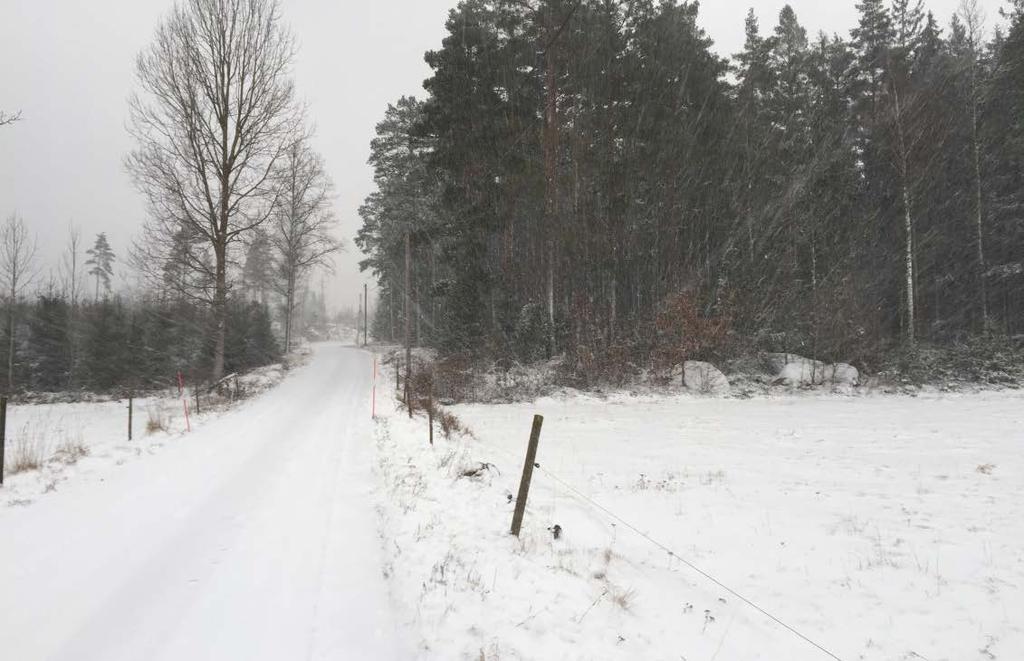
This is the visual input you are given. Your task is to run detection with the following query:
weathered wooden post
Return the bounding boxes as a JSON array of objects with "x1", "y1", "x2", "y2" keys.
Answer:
[
  {"x1": 0, "y1": 396, "x2": 7, "y2": 485},
  {"x1": 128, "y1": 394, "x2": 133, "y2": 441},
  {"x1": 510, "y1": 415, "x2": 544, "y2": 537}
]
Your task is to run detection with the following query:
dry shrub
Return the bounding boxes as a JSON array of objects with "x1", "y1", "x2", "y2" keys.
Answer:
[
  {"x1": 437, "y1": 408, "x2": 466, "y2": 438},
  {"x1": 398, "y1": 364, "x2": 472, "y2": 440},
  {"x1": 570, "y1": 342, "x2": 638, "y2": 387},
  {"x1": 8, "y1": 433, "x2": 46, "y2": 474},
  {"x1": 431, "y1": 354, "x2": 475, "y2": 402},
  {"x1": 53, "y1": 435, "x2": 89, "y2": 465},
  {"x1": 610, "y1": 586, "x2": 637, "y2": 611},
  {"x1": 653, "y1": 290, "x2": 732, "y2": 374},
  {"x1": 146, "y1": 407, "x2": 168, "y2": 434}
]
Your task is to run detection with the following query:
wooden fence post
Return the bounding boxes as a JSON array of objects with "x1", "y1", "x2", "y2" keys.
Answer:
[
  {"x1": 0, "y1": 396, "x2": 7, "y2": 485},
  {"x1": 128, "y1": 394, "x2": 133, "y2": 442},
  {"x1": 510, "y1": 414, "x2": 544, "y2": 537}
]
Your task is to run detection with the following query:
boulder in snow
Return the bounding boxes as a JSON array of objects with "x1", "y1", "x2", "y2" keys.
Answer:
[
  {"x1": 683, "y1": 361, "x2": 730, "y2": 394},
  {"x1": 763, "y1": 352, "x2": 824, "y2": 375},
  {"x1": 765, "y1": 351, "x2": 819, "y2": 378},
  {"x1": 777, "y1": 361, "x2": 859, "y2": 387}
]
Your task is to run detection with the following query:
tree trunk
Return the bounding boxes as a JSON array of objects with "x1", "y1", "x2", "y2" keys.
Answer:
[
  {"x1": 389, "y1": 279, "x2": 395, "y2": 342},
  {"x1": 284, "y1": 280, "x2": 295, "y2": 354},
  {"x1": 6, "y1": 297, "x2": 14, "y2": 393},
  {"x1": 404, "y1": 232, "x2": 411, "y2": 415},
  {"x1": 970, "y1": 74, "x2": 988, "y2": 332},
  {"x1": 902, "y1": 184, "x2": 916, "y2": 348},
  {"x1": 543, "y1": 19, "x2": 559, "y2": 358},
  {"x1": 893, "y1": 85, "x2": 916, "y2": 348},
  {"x1": 212, "y1": 244, "x2": 228, "y2": 381}
]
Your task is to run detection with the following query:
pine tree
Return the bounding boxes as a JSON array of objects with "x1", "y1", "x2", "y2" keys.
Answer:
[{"x1": 85, "y1": 233, "x2": 115, "y2": 300}]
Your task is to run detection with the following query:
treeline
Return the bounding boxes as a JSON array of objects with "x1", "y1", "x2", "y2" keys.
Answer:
[
  {"x1": 358, "y1": 0, "x2": 1024, "y2": 379},
  {"x1": 0, "y1": 216, "x2": 295, "y2": 396},
  {"x1": 7, "y1": 291, "x2": 279, "y2": 395}
]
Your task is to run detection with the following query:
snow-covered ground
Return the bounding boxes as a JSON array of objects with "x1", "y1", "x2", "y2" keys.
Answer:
[
  {"x1": 0, "y1": 345, "x2": 403, "y2": 660},
  {"x1": 1, "y1": 362, "x2": 290, "y2": 507},
  {"x1": 5, "y1": 343, "x2": 1020, "y2": 660},
  {"x1": 374, "y1": 386, "x2": 1024, "y2": 660}
]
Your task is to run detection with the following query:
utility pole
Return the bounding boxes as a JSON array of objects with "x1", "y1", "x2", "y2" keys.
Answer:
[{"x1": 405, "y1": 232, "x2": 412, "y2": 418}]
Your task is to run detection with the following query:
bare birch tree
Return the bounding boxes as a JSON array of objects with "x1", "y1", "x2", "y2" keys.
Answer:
[
  {"x1": 268, "y1": 137, "x2": 340, "y2": 352},
  {"x1": 59, "y1": 224, "x2": 84, "y2": 307},
  {"x1": 59, "y1": 224, "x2": 84, "y2": 386},
  {"x1": 126, "y1": 0, "x2": 301, "y2": 379},
  {"x1": 1, "y1": 214, "x2": 37, "y2": 392}
]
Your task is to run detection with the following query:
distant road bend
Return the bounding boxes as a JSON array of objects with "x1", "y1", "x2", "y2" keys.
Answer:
[{"x1": 0, "y1": 344, "x2": 403, "y2": 661}]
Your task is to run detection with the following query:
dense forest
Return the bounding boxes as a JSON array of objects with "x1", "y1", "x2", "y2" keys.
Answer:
[{"x1": 358, "y1": 0, "x2": 1024, "y2": 381}]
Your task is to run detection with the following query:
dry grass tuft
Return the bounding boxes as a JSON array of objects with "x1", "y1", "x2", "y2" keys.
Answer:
[
  {"x1": 610, "y1": 586, "x2": 637, "y2": 611},
  {"x1": 8, "y1": 434, "x2": 46, "y2": 475},
  {"x1": 52, "y1": 434, "x2": 89, "y2": 465},
  {"x1": 146, "y1": 407, "x2": 168, "y2": 434}
]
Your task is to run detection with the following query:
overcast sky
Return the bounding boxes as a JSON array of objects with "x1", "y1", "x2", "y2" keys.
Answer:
[{"x1": 0, "y1": 0, "x2": 1004, "y2": 312}]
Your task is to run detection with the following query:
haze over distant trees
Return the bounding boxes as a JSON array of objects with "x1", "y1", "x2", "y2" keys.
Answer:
[
  {"x1": 0, "y1": 0, "x2": 342, "y2": 396},
  {"x1": 358, "y1": 0, "x2": 1024, "y2": 381}
]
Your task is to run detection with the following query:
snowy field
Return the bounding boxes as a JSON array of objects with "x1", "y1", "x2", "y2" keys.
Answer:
[
  {"x1": 1, "y1": 363, "x2": 288, "y2": 507},
  {"x1": 375, "y1": 388, "x2": 1024, "y2": 660}
]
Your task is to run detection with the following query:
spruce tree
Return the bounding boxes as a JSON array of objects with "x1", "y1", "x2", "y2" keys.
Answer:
[{"x1": 29, "y1": 294, "x2": 72, "y2": 391}]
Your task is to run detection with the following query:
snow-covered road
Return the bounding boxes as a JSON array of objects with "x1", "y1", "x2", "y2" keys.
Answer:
[{"x1": 0, "y1": 344, "x2": 401, "y2": 660}]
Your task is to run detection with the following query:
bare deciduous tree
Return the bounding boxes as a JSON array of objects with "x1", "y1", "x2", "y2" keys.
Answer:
[
  {"x1": 269, "y1": 137, "x2": 341, "y2": 352},
  {"x1": 59, "y1": 224, "x2": 84, "y2": 307},
  {"x1": 126, "y1": 0, "x2": 302, "y2": 379},
  {"x1": 1, "y1": 214, "x2": 37, "y2": 392},
  {"x1": 59, "y1": 224, "x2": 84, "y2": 386}
]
